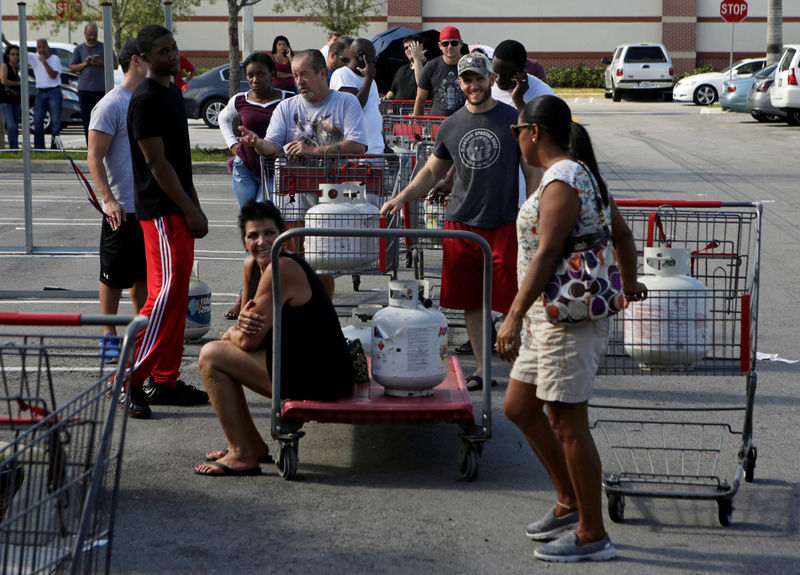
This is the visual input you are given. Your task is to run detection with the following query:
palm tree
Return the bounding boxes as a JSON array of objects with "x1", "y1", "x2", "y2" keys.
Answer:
[{"x1": 766, "y1": 0, "x2": 782, "y2": 65}]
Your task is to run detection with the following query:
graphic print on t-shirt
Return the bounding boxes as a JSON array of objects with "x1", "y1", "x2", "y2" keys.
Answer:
[
  {"x1": 438, "y1": 71, "x2": 461, "y2": 112},
  {"x1": 291, "y1": 111, "x2": 343, "y2": 147},
  {"x1": 458, "y1": 128, "x2": 501, "y2": 169}
]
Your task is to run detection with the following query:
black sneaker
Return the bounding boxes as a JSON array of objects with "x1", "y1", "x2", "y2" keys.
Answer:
[
  {"x1": 128, "y1": 386, "x2": 152, "y2": 420},
  {"x1": 143, "y1": 378, "x2": 209, "y2": 406}
]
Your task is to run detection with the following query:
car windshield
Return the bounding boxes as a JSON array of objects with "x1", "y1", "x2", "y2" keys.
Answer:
[
  {"x1": 755, "y1": 64, "x2": 777, "y2": 79},
  {"x1": 624, "y1": 47, "x2": 667, "y2": 63}
]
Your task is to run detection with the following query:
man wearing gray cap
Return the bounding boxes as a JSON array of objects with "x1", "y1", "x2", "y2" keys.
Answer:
[
  {"x1": 381, "y1": 52, "x2": 541, "y2": 391},
  {"x1": 88, "y1": 39, "x2": 148, "y2": 365}
]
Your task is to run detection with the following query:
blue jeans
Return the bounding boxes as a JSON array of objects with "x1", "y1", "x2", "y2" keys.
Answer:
[
  {"x1": 33, "y1": 87, "x2": 62, "y2": 149},
  {"x1": 1, "y1": 103, "x2": 21, "y2": 149},
  {"x1": 231, "y1": 156, "x2": 272, "y2": 207}
]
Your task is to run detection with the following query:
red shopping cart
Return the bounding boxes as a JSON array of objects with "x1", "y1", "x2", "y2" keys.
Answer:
[{"x1": 0, "y1": 312, "x2": 147, "y2": 574}]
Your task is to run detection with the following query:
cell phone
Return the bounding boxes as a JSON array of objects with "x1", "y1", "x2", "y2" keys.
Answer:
[{"x1": 354, "y1": 53, "x2": 366, "y2": 68}]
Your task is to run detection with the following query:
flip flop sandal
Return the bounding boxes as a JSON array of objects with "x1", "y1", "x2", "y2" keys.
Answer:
[
  {"x1": 205, "y1": 448, "x2": 274, "y2": 465},
  {"x1": 453, "y1": 341, "x2": 473, "y2": 355},
  {"x1": 194, "y1": 461, "x2": 262, "y2": 477},
  {"x1": 224, "y1": 305, "x2": 240, "y2": 320},
  {"x1": 465, "y1": 375, "x2": 497, "y2": 392}
]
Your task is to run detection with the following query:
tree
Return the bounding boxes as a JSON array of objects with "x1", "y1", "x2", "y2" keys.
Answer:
[
  {"x1": 272, "y1": 0, "x2": 386, "y2": 37},
  {"x1": 766, "y1": 0, "x2": 782, "y2": 66},
  {"x1": 227, "y1": 0, "x2": 263, "y2": 97},
  {"x1": 29, "y1": 0, "x2": 205, "y2": 53}
]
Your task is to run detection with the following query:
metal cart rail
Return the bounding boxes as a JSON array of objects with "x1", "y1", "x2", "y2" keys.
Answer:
[
  {"x1": 267, "y1": 228, "x2": 494, "y2": 482},
  {"x1": 592, "y1": 200, "x2": 762, "y2": 526},
  {"x1": 0, "y1": 312, "x2": 147, "y2": 574}
]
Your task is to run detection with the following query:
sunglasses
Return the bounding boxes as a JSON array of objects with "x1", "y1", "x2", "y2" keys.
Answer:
[
  {"x1": 510, "y1": 123, "x2": 534, "y2": 140},
  {"x1": 440, "y1": 40, "x2": 461, "y2": 48},
  {"x1": 336, "y1": 54, "x2": 350, "y2": 63}
]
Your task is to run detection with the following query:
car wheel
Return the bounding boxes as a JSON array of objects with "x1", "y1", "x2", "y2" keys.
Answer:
[
  {"x1": 693, "y1": 84, "x2": 717, "y2": 106},
  {"x1": 604, "y1": 90, "x2": 612, "y2": 99},
  {"x1": 662, "y1": 92, "x2": 673, "y2": 102},
  {"x1": 28, "y1": 106, "x2": 51, "y2": 133},
  {"x1": 612, "y1": 87, "x2": 622, "y2": 102},
  {"x1": 786, "y1": 110, "x2": 800, "y2": 126},
  {"x1": 201, "y1": 98, "x2": 226, "y2": 128}
]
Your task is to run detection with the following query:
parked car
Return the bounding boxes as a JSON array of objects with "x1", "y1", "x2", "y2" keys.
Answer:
[
  {"x1": 747, "y1": 65, "x2": 785, "y2": 122},
  {"x1": 770, "y1": 44, "x2": 800, "y2": 126},
  {"x1": 673, "y1": 57, "x2": 766, "y2": 106},
  {"x1": 602, "y1": 43, "x2": 674, "y2": 102},
  {"x1": 182, "y1": 64, "x2": 248, "y2": 128},
  {"x1": 720, "y1": 66, "x2": 776, "y2": 113}
]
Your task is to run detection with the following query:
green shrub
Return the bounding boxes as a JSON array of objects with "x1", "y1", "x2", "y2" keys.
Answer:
[
  {"x1": 675, "y1": 65, "x2": 714, "y2": 82},
  {"x1": 546, "y1": 64, "x2": 606, "y2": 89}
]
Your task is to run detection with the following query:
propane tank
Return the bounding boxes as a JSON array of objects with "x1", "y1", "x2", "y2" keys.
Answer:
[
  {"x1": 305, "y1": 183, "x2": 363, "y2": 272},
  {"x1": 341, "y1": 304, "x2": 383, "y2": 350},
  {"x1": 371, "y1": 280, "x2": 448, "y2": 397},
  {"x1": 344, "y1": 181, "x2": 381, "y2": 267},
  {"x1": 185, "y1": 260, "x2": 212, "y2": 341},
  {"x1": 623, "y1": 247, "x2": 709, "y2": 368}
]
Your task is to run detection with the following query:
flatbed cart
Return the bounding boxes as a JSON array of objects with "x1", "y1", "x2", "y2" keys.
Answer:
[
  {"x1": 267, "y1": 227, "x2": 495, "y2": 482},
  {"x1": 592, "y1": 200, "x2": 762, "y2": 526},
  {"x1": 0, "y1": 312, "x2": 147, "y2": 574}
]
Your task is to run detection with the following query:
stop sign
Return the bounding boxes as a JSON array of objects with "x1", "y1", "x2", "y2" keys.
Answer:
[
  {"x1": 56, "y1": 0, "x2": 82, "y2": 20},
  {"x1": 720, "y1": 0, "x2": 748, "y2": 23}
]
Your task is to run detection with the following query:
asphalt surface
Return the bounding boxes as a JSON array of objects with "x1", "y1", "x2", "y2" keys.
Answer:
[{"x1": 1, "y1": 99, "x2": 799, "y2": 574}]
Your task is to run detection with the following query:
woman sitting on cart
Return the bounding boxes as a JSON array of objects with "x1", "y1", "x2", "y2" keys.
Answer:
[
  {"x1": 495, "y1": 95, "x2": 647, "y2": 562},
  {"x1": 194, "y1": 200, "x2": 355, "y2": 476}
]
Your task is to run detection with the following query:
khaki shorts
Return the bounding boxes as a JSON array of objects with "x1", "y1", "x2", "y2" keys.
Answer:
[{"x1": 510, "y1": 312, "x2": 611, "y2": 404}]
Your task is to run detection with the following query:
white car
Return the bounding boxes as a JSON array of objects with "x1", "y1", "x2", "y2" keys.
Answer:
[
  {"x1": 603, "y1": 43, "x2": 674, "y2": 102},
  {"x1": 16, "y1": 41, "x2": 124, "y2": 87},
  {"x1": 770, "y1": 44, "x2": 800, "y2": 126},
  {"x1": 673, "y1": 58, "x2": 766, "y2": 105}
]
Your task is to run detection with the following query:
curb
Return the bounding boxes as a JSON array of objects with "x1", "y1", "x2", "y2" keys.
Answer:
[{"x1": 0, "y1": 159, "x2": 229, "y2": 175}]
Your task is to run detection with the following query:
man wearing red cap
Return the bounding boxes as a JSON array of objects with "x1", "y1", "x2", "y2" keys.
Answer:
[{"x1": 413, "y1": 26, "x2": 466, "y2": 116}]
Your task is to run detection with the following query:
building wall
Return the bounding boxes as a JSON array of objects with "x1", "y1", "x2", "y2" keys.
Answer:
[{"x1": 2, "y1": 0, "x2": 799, "y2": 74}]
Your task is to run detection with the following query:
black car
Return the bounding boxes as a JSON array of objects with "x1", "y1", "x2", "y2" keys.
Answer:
[
  {"x1": 182, "y1": 64, "x2": 248, "y2": 128},
  {"x1": 25, "y1": 71, "x2": 83, "y2": 133}
]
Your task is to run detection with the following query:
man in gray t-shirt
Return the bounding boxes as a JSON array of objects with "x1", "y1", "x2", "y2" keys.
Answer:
[
  {"x1": 383, "y1": 52, "x2": 541, "y2": 391},
  {"x1": 413, "y1": 26, "x2": 466, "y2": 116},
  {"x1": 86, "y1": 39, "x2": 146, "y2": 360},
  {"x1": 70, "y1": 22, "x2": 118, "y2": 141}
]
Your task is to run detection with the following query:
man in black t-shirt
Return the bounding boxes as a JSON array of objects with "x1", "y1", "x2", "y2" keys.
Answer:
[
  {"x1": 124, "y1": 24, "x2": 209, "y2": 419},
  {"x1": 386, "y1": 35, "x2": 424, "y2": 101},
  {"x1": 413, "y1": 26, "x2": 466, "y2": 116}
]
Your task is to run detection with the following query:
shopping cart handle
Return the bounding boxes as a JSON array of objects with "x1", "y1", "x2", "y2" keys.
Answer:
[
  {"x1": 616, "y1": 200, "x2": 724, "y2": 208},
  {"x1": 0, "y1": 312, "x2": 83, "y2": 326}
]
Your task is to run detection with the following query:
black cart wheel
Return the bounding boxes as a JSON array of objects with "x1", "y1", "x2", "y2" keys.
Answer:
[
  {"x1": 278, "y1": 444, "x2": 298, "y2": 480},
  {"x1": 457, "y1": 443, "x2": 480, "y2": 482},
  {"x1": 744, "y1": 446, "x2": 757, "y2": 483},
  {"x1": 351, "y1": 274, "x2": 361, "y2": 291},
  {"x1": 718, "y1": 499, "x2": 733, "y2": 526},
  {"x1": 607, "y1": 493, "x2": 625, "y2": 523}
]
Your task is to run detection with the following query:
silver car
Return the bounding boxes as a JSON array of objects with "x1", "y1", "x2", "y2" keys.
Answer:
[{"x1": 746, "y1": 64, "x2": 785, "y2": 122}]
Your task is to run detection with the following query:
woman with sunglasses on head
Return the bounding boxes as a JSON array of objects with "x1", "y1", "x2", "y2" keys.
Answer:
[
  {"x1": 496, "y1": 95, "x2": 646, "y2": 563},
  {"x1": 0, "y1": 45, "x2": 22, "y2": 149},
  {"x1": 270, "y1": 35, "x2": 296, "y2": 93}
]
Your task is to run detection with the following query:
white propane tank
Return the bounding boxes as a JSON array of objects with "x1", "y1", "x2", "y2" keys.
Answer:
[
  {"x1": 623, "y1": 247, "x2": 710, "y2": 368},
  {"x1": 344, "y1": 181, "x2": 381, "y2": 267},
  {"x1": 341, "y1": 304, "x2": 383, "y2": 350},
  {"x1": 371, "y1": 280, "x2": 448, "y2": 397},
  {"x1": 305, "y1": 184, "x2": 363, "y2": 272},
  {"x1": 185, "y1": 260, "x2": 211, "y2": 341}
]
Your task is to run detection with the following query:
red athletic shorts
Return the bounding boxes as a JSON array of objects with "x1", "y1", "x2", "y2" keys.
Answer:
[{"x1": 440, "y1": 220, "x2": 518, "y2": 313}]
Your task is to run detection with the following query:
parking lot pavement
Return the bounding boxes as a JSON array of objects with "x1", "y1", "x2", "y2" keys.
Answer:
[{"x1": 1, "y1": 100, "x2": 799, "y2": 573}]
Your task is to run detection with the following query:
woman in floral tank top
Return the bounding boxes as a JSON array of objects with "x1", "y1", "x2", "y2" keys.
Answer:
[{"x1": 495, "y1": 96, "x2": 647, "y2": 563}]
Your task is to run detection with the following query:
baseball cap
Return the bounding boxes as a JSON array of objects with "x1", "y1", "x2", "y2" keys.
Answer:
[
  {"x1": 119, "y1": 38, "x2": 140, "y2": 65},
  {"x1": 439, "y1": 26, "x2": 461, "y2": 42},
  {"x1": 457, "y1": 52, "x2": 491, "y2": 77}
]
